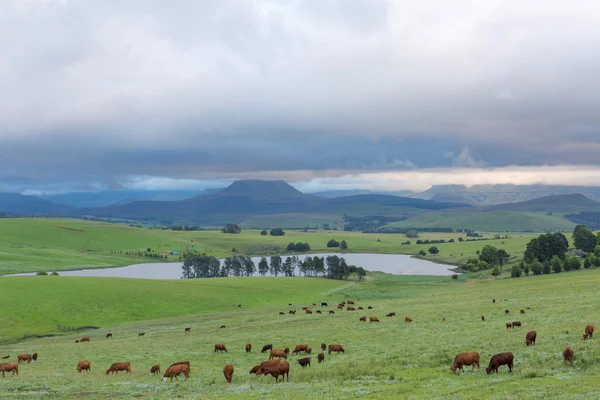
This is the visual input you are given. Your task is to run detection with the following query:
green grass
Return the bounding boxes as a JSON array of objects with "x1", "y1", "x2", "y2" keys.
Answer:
[
  {"x1": 3, "y1": 270, "x2": 600, "y2": 398},
  {"x1": 0, "y1": 218, "x2": 542, "y2": 275}
]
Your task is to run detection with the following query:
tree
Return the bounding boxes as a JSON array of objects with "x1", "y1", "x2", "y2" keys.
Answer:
[
  {"x1": 532, "y1": 261, "x2": 543, "y2": 275},
  {"x1": 356, "y1": 267, "x2": 367, "y2": 281},
  {"x1": 458, "y1": 237, "x2": 464, "y2": 242},
  {"x1": 286, "y1": 242, "x2": 296, "y2": 251},
  {"x1": 269, "y1": 256, "x2": 282, "y2": 276},
  {"x1": 584, "y1": 256, "x2": 592, "y2": 269},
  {"x1": 573, "y1": 224, "x2": 597, "y2": 252},
  {"x1": 406, "y1": 230, "x2": 419, "y2": 238},
  {"x1": 327, "y1": 239, "x2": 340, "y2": 248},
  {"x1": 260, "y1": 230, "x2": 268, "y2": 236},
  {"x1": 294, "y1": 242, "x2": 311, "y2": 252},
  {"x1": 510, "y1": 266, "x2": 522, "y2": 277},
  {"x1": 477, "y1": 260, "x2": 489, "y2": 270},
  {"x1": 522, "y1": 261, "x2": 530, "y2": 276},
  {"x1": 258, "y1": 257, "x2": 269, "y2": 276},
  {"x1": 524, "y1": 233, "x2": 568, "y2": 263},
  {"x1": 452, "y1": 274, "x2": 458, "y2": 280},
  {"x1": 542, "y1": 261, "x2": 551, "y2": 275},
  {"x1": 465, "y1": 263, "x2": 477, "y2": 272},
  {"x1": 590, "y1": 253, "x2": 600, "y2": 267},
  {"x1": 243, "y1": 256, "x2": 256, "y2": 276},
  {"x1": 479, "y1": 245, "x2": 498, "y2": 266},
  {"x1": 428, "y1": 246, "x2": 439, "y2": 255},
  {"x1": 270, "y1": 228, "x2": 285, "y2": 236},
  {"x1": 550, "y1": 256, "x2": 562, "y2": 273},
  {"x1": 568, "y1": 256, "x2": 581, "y2": 270},
  {"x1": 418, "y1": 250, "x2": 426, "y2": 256},
  {"x1": 496, "y1": 249, "x2": 510, "y2": 266},
  {"x1": 283, "y1": 257, "x2": 294, "y2": 276},
  {"x1": 340, "y1": 240, "x2": 348, "y2": 251},
  {"x1": 221, "y1": 223, "x2": 241, "y2": 234},
  {"x1": 492, "y1": 266, "x2": 501, "y2": 276}
]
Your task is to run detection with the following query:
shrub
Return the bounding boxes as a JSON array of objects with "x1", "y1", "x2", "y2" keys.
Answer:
[
  {"x1": 222, "y1": 223, "x2": 241, "y2": 234},
  {"x1": 542, "y1": 262, "x2": 551, "y2": 274},
  {"x1": 458, "y1": 237, "x2": 464, "y2": 242},
  {"x1": 550, "y1": 256, "x2": 562, "y2": 273},
  {"x1": 452, "y1": 274, "x2": 458, "y2": 280},
  {"x1": 532, "y1": 261, "x2": 543, "y2": 275},
  {"x1": 465, "y1": 263, "x2": 476, "y2": 271},
  {"x1": 340, "y1": 240, "x2": 348, "y2": 251},
  {"x1": 401, "y1": 241, "x2": 411, "y2": 245},
  {"x1": 584, "y1": 257, "x2": 592, "y2": 269},
  {"x1": 270, "y1": 228, "x2": 285, "y2": 236},
  {"x1": 260, "y1": 230, "x2": 268, "y2": 236},
  {"x1": 476, "y1": 260, "x2": 489, "y2": 270},
  {"x1": 287, "y1": 242, "x2": 296, "y2": 251},
  {"x1": 523, "y1": 263, "x2": 530, "y2": 276},
  {"x1": 492, "y1": 266, "x2": 501, "y2": 276},
  {"x1": 327, "y1": 239, "x2": 340, "y2": 248},
  {"x1": 428, "y1": 246, "x2": 439, "y2": 255},
  {"x1": 569, "y1": 256, "x2": 582, "y2": 270},
  {"x1": 50, "y1": 271, "x2": 59, "y2": 276},
  {"x1": 510, "y1": 266, "x2": 522, "y2": 278},
  {"x1": 418, "y1": 250, "x2": 427, "y2": 256},
  {"x1": 37, "y1": 271, "x2": 48, "y2": 276}
]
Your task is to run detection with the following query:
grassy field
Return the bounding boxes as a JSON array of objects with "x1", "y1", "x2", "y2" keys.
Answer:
[
  {"x1": 385, "y1": 210, "x2": 576, "y2": 231},
  {"x1": 0, "y1": 218, "x2": 541, "y2": 275},
  {"x1": 2, "y1": 270, "x2": 600, "y2": 398}
]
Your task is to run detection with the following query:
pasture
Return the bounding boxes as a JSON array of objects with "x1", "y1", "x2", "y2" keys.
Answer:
[
  {"x1": 0, "y1": 218, "x2": 537, "y2": 275},
  {"x1": 2, "y1": 270, "x2": 600, "y2": 398}
]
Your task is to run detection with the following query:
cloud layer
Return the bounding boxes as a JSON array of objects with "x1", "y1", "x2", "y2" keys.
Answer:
[{"x1": 2, "y1": 0, "x2": 600, "y2": 192}]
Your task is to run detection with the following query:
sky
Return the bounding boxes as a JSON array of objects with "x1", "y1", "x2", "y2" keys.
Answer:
[{"x1": 2, "y1": 0, "x2": 600, "y2": 194}]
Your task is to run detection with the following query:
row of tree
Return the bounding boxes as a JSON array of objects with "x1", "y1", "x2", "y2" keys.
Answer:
[
  {"x1": 511, "y1": 253, "x2": 600, "y2": 278},
  {"x1": 327, "y1": 239, "x2": 348, "y2": 250}
]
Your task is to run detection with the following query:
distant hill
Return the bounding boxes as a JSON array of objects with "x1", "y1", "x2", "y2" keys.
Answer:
[
  {"x1": 76, "y1": 180, "x2": 467, "y2": 226},
  {"x1": 313, "y1": 189, "x2": 414, "y2": 198},
  {"x1": 485, "y1": 194, "x2": 600, "y2": 213},
  {"x1": 0, "y1": 193, "x2": 73, "y2": 215}
]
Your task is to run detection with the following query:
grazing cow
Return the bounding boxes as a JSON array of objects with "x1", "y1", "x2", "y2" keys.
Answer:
[
  {"x1": 279, "y1": 312, "x2": 285, "y2": 316},
  {"x1": 318, "y1": 352, "x2": 325, "y2": 363},
  {"x1": 106, "y1": 362, "x2": 132, "y2": 375},
  {"x1": 525, "y1": 330, "x2": 537, "y2": 346},
  {"x1": 261, "y1": 344, "x2": 273, "y2": 353},
  {"x1": 74, "y1": 340, "x2": 79, "y2": 343},
  {"x1": 0, "y1": 362, "x2": 18, "y2": 377},
  {"x1": 77, "y1": 360, "x2": 91, "y2": 373},
  {"x1": 161, "y1": 361, "x2": 190, "y2": 382},
  {"x1": 185, "y1": 327, "x2": 191, "y2": 332},
  {"x1": 220, "y1": 325, "x2": 226, "y2": 329},
  {"x1": 505, "y1": 309, "x2": 510, "y2": 314},
  {"x1": 347, "y1": 300, "x2": 355, "y2": 305},
  {"x1": 506, "y1": 322, "x2": 512, "y2": 330},
  {"x1": 106, "y1": 333, "x2": 112, "y2": 338},
  {"x1": 450, "y1": 352, "x2": 480, "y2": 373},
  {"x1": 442, "y1": 317, "x2": 446, "y2": 322},
  {"x1": 17, "y1": 353, "x2": 37, "y2": 364},
  {"x1": 284, "y1": 348, "x2": 289, "y2": 355},
  {"x1": 493, "y1": 299, "x2": 496, "y2": 303},
  {"x1": 150, "y1": 365, "x2": 160, "y2": 375},
  {"x1": 306, "y1": 348, "x2": 312, "y2": 354},
  {"x1": 386, "y1": 312, "x2": 396, "y2": 317},
  {"x1": 214, "y1": 344, "x2": 228, "y2": 353},
  {"x1": 370, "y1": 317, "x2": 379, "y2": 323},
  {"x1": 328, "y1": 344, "x2": 345, "y2": 354},
  {"x1": 305, "y1": 309, "x2": 313, "y2": 314},
  {"x1": 321, "y1": 343, "x2": 326, "y2": 351},
  {"x1": 238, "y1": 304, "x2": 241, "y2": 308},
  {"x1": 512, "y1": 321, "x2": 522, "y2": 328},
  {"x1": 1, "y1": 355, "x2": 9, "y2": 360},
  {"x1": 302, "y1": 307, "x2": 308, "y2": 310},
  {"x1": 405, "y1": 317, "x2": 413, "y2": 323},
  {"x1": 321, "y1": 302, "x2": 328, "y2": 307},
  {"x1": 223, "y1": 363, "x2": 234, "y2": 383},
  {"x1": 563, "y1": 346, "x2": 574, "y2": 362},
  {"x1": 289, "y1": 310, "x2": 296, "y2": 315},
  {"x1": 368, "y1": 306, "x2": 373, "y2": 309},
  {"x1": 329, "y1": 310, "x2": 335, "y2": 314},
  {"x1": 269, "y1": 350, "x2": 287, "y2": 360},
  {"x1": 337, "y1": 305, "x2": 344, "y2": 310},
  {"x1": 256, "y1": 360, "x2": 290, "y2": 382},
  {"x1": 482, "y1": 316, "x2": 485, "y2": 321},
  {"x1": 249, "y1": 365, "x2": 260, "y2": 374},
  {"x1": 81, "y1": 336, "x2": 90, "y2": 342},
  {"x1": 246, "y1": 344, "x2": 252, "y2": 353},
  {"x1": 520, "y1": 309, "x2": 526, "y2": 314},
  {"x1": 486, "y1": 352, "x2": 514, "y2": 374},
  {"x1": 358, "y1": 307, "x2": 364, "y2": 310},
  {"x1": 292, "y1": 344, "x2": 309, "y2": 355},
  {"x1": 138, "y1": 333, "x2": 145, "y2": 337},
  {"x1": 288, "y1": 303, "x2": 292, "y2": 306},
  {"x1": 298, "y1": 357, "x2": 311, "y2": 368},
  {"x1": 312, "y1": 303, "x2": 317, "y2": 306},
  {"x1": 347, "y1": 306, "x2": 355, "y2": 311},
  {"x1": 360, "y1": 316, "x2": 367, "y2": 322},
  {"x1": 316, "y1": 310, "x2": 322, "y2": 314},
  {"x1": 584, "y1": 324, "x2": 594, "y2": 340}
]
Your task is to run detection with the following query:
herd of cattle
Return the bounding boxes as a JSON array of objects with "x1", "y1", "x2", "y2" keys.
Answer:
[{"x1": 0, "y1": 298, "x2": 592, "y2": 381}]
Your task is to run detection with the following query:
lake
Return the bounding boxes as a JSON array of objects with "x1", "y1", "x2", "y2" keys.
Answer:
[{"x1": 7, "y1": 253, "x2": 457, "y2": 279}]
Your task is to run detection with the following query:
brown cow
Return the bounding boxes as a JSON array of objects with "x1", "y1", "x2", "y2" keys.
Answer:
[
  {"x1": 106, "y1": 333, "x2": 112, "y2": 338},
  {"x1": 312, "y1": 303, "x2": 317, "y2": 306},
  {"x1": 0, "y1": 362, "x2": 18, "y2": 377},
  {"x1": 306, "y1": 348, "x2": 312, "y2": 354},
  {"x1": 506, "y1": 322, "x2": 512, "y2": 330},
  {"x1": 520, "y1": 309, "x2": 526, "y2": 314},
  {"x1": 297, "y1": 357, "x2": 311, "y2": 368},
  {"x1": 358, "y1": 307, "x2": 363, "y2": 310},
  {"x1": 81, "y1": 336, "x2": 90, "y2": 342},
  {"x1": 359, "y1": 316, "x2": 367, "y2": 322},
  {"x1": 368, "y1": 306, "x2": 373, "y2": 309},
  {"x1": 161, "y1": 361, "x2": 190, "y2": 382},
  {"x1": 185, "y1": 327, "x2": 191, "y2": 332},
  {"x1": 238, "y1": 304, "x2": 242, "y2": 308},
  {"x1": 220, "y1": 325, "x2": 226, "y2": 329},
  {"x1": 316, "y1": 310, "x2": 322, "y2": 314},
  {"x1": 261, "y1": 344, "x2": 273, "y2": 353},
  {"x1": 269, "y1": 350, "x2": 287, "y2": 360},
  {"x1": 386, "y1": 312, "x2": 396, "y2": 317},
  {"x1": 150, "y1": 365, "x2": 160, "y2": 375},
  {"x1": 337, "y1": 305, "x2": 344, "y2": 310},
  {"x1": 481, "y1": 316, "x2": 485, "y2": 321},
  {"x1": 405, "y1": 317, "x2": 413, "y2": 323},
  {"x1": 223, "y1": 363, "x2": 234, "y2": 383},
  {"x1": 512, "y1": 321, "x2": 522, "y2": 328},
  {"x1": 450, "y1": 352, "x2": 480, "y2": 373},
  {"x1": 74, "y1": 340, "x2": 79, "y2": 343},
  {"x1": 329, "y1": 310, "x2": 335, "y2": 314},
  {"x1": 305, "y1": 309, "x2": 313, "y2": 314},
  {"x1": 284, "y1": 347, "x2": 289, "y2": 355},
  {"x1": 302, "y1": 307, "x2": 308, "y2": 310},
  {"x1": 256, "y1": 360, "x2": 290, "y2": 382},
  {"x1": 584, "y1": 324, "x2": 594, "y2": 340},
  {"x1": 318, "y1": 352, "x2": 325, "y2": 363},
  {"x1": 214, "y1": 344, "x2": 228, "y2": 353},
  {"x1": 347, "y1": 300, "x2": 355, "y2": 305},
  {"x1": 289, "y1": 310, "x2": 296, "y2": 314},
  {"x1": 249, "y1": 365, "x2": 260, "y2": 374},
  {"x1": 321, "y1": 343, "x2": 326, "y2": 351},
  {"x1": 106, "y1": 362, "x2": 132, "y2": 375},
  {"x1": 245, "y1": 344, "x2": 252, "y2": 353},
  {"x1": 77, "y1": 360, "x2": 91, "y2": 373},
  {"x1": 279, "y1": 312, "x2": 285, "y2": 316},
  {"x1": 525, "y1": 330, "x2": 537, "y2": 346},
  {"x1": 347, "y1": 306, "x2": 355, "y2": 311},
  {"x1": 486, "y1": 352, "x2": 514, "y2": 374},
  {"x1": 1, "y1": 355, "x2": 9, "y2": 360},
  {"x1": 17, "y1": 353, "x2": 37, "y2": 364},
  {"x1": 563, "y1": 346, "x2": 574, "y2": 362},
  {"x1": 138, "y1": 333, "x2": 145, "y2": 337},
  {"x1": 292, "y1": 344, "x2": 308, "y2": 355},
  {"x1": 370, "y1": 317, "x2": 379, "y2": 323},
  {"x1": 505, "y1": 309, "x2": 510, "y2": 314},
  {"x1": 493, "y1": 299, "x2": 496, "y2": 303},
  {"x1": 328, "y1": 344, "x2": 345, "y2": 354}
]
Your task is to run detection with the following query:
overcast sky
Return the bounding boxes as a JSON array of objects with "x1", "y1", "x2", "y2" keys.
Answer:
[{"x1": 2, "y1": 0, "x2": 600, "y2": 194}]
